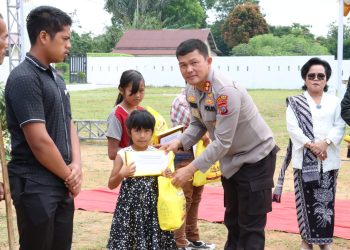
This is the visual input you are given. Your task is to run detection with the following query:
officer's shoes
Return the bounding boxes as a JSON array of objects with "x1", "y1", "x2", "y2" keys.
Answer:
[{"x1": 187, "y1": 240, "x2": 216, "y2": 249}]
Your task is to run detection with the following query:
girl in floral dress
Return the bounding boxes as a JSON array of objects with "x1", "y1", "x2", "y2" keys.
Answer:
[{"x1": 107, "y1": 109, "x2": 177, "y2": 250}]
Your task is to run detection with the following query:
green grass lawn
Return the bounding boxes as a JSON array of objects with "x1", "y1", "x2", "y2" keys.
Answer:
[
  {"x1": 70, "y1": 87, "x2": 302, "y2": 149},
  {"x1": 70, "y1": 87, "x2": 182, "y2": 122}
]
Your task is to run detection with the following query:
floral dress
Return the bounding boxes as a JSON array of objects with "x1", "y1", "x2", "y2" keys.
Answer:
[{"x1": 107, "y1": 146, "x2": 177, "y2": 250}]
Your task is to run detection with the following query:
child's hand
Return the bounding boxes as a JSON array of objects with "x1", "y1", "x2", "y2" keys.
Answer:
[
  {"x1": 162, "y1": 167, "x2": 173, "y2": 178},
  {"x1": 121, "y1": 162, "x2": 136, "y2": 178}
]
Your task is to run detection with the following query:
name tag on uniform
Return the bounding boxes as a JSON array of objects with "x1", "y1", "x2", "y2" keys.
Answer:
[
  {"x1": 205, "y1": 106, "x2": 216, "y2": 112},
  {"x1": 189, "y1": 102, "x2": 198, "y2": 108}
]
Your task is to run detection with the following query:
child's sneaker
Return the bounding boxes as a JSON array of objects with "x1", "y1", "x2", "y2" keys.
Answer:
[{"x1": 187, "y1": 240, "x2": 216, "y2": 249}]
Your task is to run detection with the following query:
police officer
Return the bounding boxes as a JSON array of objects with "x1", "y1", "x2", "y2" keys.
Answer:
[
  {"x1": 161, "y1": 39, "x2": 278, "y2": 250},
  {"x1": 0, "y1": 13, "x2": 8, "y2": 202}
]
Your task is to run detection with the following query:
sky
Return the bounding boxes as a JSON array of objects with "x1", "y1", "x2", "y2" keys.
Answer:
[
  {"x1": 0, "y1": 0, "x2": 348, "y2": 37},
  {"x1": 259, "y1": 0, "x2": 343, "y2": 37},
  {"x1": 1, "y1": 0, "x2": 112, "y2": 36}
]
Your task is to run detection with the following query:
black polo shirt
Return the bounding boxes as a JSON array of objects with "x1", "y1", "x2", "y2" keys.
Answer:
[{"x1": 5, "y1": 53, "x2": 72, "y2": 187}]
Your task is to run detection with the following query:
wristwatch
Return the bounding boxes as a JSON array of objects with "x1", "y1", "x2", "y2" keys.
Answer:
[{"x1": 325, "y1": 138, "x2": 331, "y2": 145}]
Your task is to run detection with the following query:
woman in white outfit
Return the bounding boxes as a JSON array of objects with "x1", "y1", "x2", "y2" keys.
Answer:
[{"x1": 274, "y1": 57, "x2": 345, "y2": 250}]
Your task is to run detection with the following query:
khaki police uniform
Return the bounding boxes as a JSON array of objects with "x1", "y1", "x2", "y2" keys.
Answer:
[{"x1": 179, "y1": 68, "x2": 278, "y2": 250}]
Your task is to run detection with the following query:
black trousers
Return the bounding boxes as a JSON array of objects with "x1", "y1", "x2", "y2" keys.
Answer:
[
  {"x1": 10, "y1": 177, "x2": 74, "y2": 250},
  {"x1": 221, "y1": 147, "x2": 277, "y2": 250}
]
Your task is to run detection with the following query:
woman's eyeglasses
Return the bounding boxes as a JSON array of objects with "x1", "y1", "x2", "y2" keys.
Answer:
[{"x1": 307, "y1": 73, "x2": 326, "y2": 81}]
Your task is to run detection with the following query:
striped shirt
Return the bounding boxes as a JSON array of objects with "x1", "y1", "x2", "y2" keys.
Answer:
[{"x1": 170, "y1": 89, "x2": 190, "y2": 127}]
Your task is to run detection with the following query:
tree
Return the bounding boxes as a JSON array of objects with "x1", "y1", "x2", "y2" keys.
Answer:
[
  {"x1": 70, "y1": 25, "x2": 123, "y2": 55},
  {"x1": 210, "y1": 20, "x2": 230, "y2": 55},
  {"x1": 319, "y1": 22, "x2": 350, "y2": 59},
  {"x1": 209, "y1": 0, "x2": 258, "y2": 56},
  {"x1": 70, "y1": 31, "x2": 94, "y2": 56},
  {"x1": 269, "y1": 23, "x2": 314, "y2": 40},
  {"x1": 222, "y1": 3, "x2": 268, "y2": 49},
  {"x1": 105, "y1": 0, "x2": 207, "y2": 29},
  {"x1": 198, "y1": 0, "x2": 216, "y2": 10},
  {"x1": 104, "y1": 0, "x2": 169, "y2": 27},
  {"x1": 162, "y1": 0, "x2": 206, "y2": 28},
  {"x1": 213, "y1": 0, "x2": 259, "y2": 19},
  {"x1": 231, "y1": 33, "x2": 329, "y2": 56},
  {"x1": 132, "y1": 15, "x2": 163, "y2": 29},
  {"x1": 92, "y1": 25, "x2": 124, "y2": 52}
]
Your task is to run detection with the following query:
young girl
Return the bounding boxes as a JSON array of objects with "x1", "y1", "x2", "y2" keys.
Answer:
[
  {"x1": 106, "y1": 69, "x2": 145, "y2": 160},
  {"x1": 107, "y1": 110, "x2": 177, "y2": 250}
]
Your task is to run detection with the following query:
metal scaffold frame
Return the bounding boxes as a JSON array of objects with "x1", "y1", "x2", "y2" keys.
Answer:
[{"x1": 6, "y1": 0, "x2": 25, "y2": 72}]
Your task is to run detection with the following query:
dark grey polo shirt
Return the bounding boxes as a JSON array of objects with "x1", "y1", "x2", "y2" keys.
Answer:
[{"x1": 5, "y1": 53, "x2": 72, "y2": 187}]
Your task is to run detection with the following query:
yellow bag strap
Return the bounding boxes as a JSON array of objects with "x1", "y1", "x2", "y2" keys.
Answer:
[{"x1": 167, "y1": 151, "x2": 175, "y2": 172}]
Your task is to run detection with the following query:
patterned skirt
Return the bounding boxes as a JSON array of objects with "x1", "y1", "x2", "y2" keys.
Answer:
[
  {"x1": 293, "y1": 168, "x2": 338, "y2": 245},
  {"x1": 107, "y1": 176, "x2": 177, "y2": 250}
]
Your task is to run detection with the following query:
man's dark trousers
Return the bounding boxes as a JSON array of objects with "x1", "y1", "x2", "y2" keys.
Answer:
[
  {"x1": 10, "y1": 177, "x2": 74, "y2": 250},
  {"x1": 222, "y1": 147, "x2": 277, "y2": 250}
]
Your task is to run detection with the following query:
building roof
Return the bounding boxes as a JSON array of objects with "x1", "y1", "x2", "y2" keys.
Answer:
[{"x1": 112, "y1": 29, "x2": 219, "y2": 56}]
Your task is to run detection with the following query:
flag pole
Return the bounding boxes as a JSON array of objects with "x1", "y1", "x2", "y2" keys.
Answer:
[{"x1": 337, "y1": 0, "x2": 344, "y2": 97}]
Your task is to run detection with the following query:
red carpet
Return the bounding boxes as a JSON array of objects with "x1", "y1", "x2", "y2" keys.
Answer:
[{"x1": 75, "y1": 186, "x2": 350, "y2": 239}]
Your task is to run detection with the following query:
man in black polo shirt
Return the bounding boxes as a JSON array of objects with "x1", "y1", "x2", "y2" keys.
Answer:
[{"x1": 5, "y1": 6, "x2": 82, "y2": 249}]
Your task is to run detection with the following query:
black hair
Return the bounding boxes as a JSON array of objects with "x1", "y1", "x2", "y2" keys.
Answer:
[
  {"x1": 115, "y1": 69, "x2": 145, "y2": 106},
  {"x1": 26, "y1": 6, "x2": 72, "y2": 45},
  {"x1": 0, "y1": 13, "x2": 3, "y2": 19},
  {"x1": 125, "y1": 110, "x2": 156, "y2": 144},
  {"x1": 301, "y1": 57, "x2": 331, "y2": 92},
  {"x1": 176, "y1": 39, "x2": 209, "y2": 59}
]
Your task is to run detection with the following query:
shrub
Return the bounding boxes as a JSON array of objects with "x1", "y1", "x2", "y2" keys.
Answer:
[
  {"x1": 0, "y1": 82, "x2": 11, "y2": 160},
  {"x1": 55, "y1": 62, "x2": 70, "y2": 83},
  {"x1": 55, "y1": 62, "x2": 69, "y2": 73}
]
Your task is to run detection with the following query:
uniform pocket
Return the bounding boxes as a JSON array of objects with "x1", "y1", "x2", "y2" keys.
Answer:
[{"x1": 248, "y1": 177, "x2": 274, "y2": 215}]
